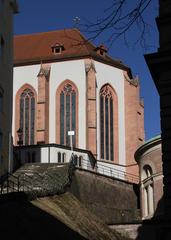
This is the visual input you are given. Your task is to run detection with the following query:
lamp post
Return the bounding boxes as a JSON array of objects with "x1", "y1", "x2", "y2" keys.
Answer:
[{"x1": 68, "y1": 130, "x2": 75, "y2": 159}]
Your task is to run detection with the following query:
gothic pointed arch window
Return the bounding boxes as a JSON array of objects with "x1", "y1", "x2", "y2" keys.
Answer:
[
  {"x1": 56, "y1": 81, "x2": 78, "y2": 147},
  {"x1": 100, "y1": 84, "x2": 117, "y2": 161},
  {"x1": 19, "y1": 88, "x2": 36, "y2": 145}
]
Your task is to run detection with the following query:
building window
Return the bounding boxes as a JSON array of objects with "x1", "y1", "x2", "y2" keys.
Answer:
[
  {"x1": 142, "y1": 165, "x2": 154, "y2": 218},
  {"x1": 60, "y1": 83, "x2": 77, "y2": 147},
  {"x1": 53, "y1": 47, "x2": 61, "y2": 54},
  {"x1": 72, "y1": 155, "x2": 82, "y2": 167},
  {"x1": 51, "y1": 43, "x2": 64, "y2": 55},
  {"x1": 78, "y1": 156, "x2": 82, "y2": 167},
  {"x1": 74, "y1": 155, "x2": 78, "y2": 166},
  {"x1": 62, "y1": 153, "x2": 66, "y2": 163},
  {"x1": 100, "y1": 84, "x2": 114, "y2": 161},
  {"x1": 58, "y1": 152, "x2": 61, "y2": 163},
  {"x1": 19, "y1": 88, "x2": 35, "y2": 145}
]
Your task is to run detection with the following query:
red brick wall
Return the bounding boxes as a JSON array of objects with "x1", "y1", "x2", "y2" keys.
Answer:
[
  {"x1": 124, "y1": 71, "x2": 145, "y2": 176},
  {"x1": 85, "y1": 59, "x2": 97, "y2": 156},
  {"x1": 37, "y1": 66, "x2": 50, "y2": 144}
]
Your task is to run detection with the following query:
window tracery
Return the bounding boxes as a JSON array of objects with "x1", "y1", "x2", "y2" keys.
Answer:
[
  {"x1": 100, "y1": 84, "x2": 114, "y2": 161},
  {"x1": 60, "y1": 83, "x2": 77, "y2": 147},
  {"x1": 19, "y1": 88, "x2": 35, "y2": 145}
]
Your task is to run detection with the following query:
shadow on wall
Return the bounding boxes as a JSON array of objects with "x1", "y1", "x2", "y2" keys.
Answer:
[
  {"x1": 0, "y1": 192, "x2": 86, "y2": 240},
  {"x1": 133, "y1": 183, "x2": 140, "y2": 209},
  {"x1": 13, "y1": 146, "x2": 41, "y2": 171},
  {"x1": 135, "y1": 196, "x2": 168, "y2": 240},
  {"x1": 69, "y1": 169, "x2": 141, "y2": 224}
]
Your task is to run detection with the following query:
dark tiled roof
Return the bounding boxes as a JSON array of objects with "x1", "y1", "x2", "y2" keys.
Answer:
[{"x1": 14, "y1": 28, "x2": 130, "y2": 71}]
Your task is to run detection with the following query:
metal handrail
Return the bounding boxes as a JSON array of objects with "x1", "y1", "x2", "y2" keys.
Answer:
[
  {"x1": 0, "y1": 172, "x2": 33, "y2": 194},
  {"x1": 97, "y1": 160, "x2": 139, "y2": 177},
  {"x1": 75, "y1": 158, "x2": 139, "y2": 183},
  {"x1": 0, "y1": 161, "x2": 75, "y2": 197}
]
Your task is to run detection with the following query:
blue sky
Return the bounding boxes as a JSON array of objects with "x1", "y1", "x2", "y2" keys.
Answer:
[{"x1": 14, "y1": 0, "x2": 160, "y2": 140}]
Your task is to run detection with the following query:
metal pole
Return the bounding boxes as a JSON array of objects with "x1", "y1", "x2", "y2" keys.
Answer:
[{"x1": 71, "y1": 135, "x2": 73, "y2": 153}]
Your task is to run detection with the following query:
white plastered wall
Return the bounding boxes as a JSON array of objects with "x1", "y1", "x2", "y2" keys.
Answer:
[
  {"x1": 13, "y1": 64, "x2": 39, "y2": 137},
  {"x1": 48, "y1": 60, "x2": 86, "y2": 148},
  {"x1": 94, "y1": 61, "x2": 126, "y2": 166},
  {"x1": 13, "y1": 60, "x2": 87, "y2": 149}
]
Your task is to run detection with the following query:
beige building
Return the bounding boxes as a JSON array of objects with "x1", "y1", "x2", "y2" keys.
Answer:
[
  {"x1": 135, "y1": 135, "x2": 163, "y2": 219},
  {"x1": 0, "y1": 0, "x2": 18, "y2": 176}
]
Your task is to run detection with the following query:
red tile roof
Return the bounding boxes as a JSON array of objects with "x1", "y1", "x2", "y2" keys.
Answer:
[{"x1": 14, "y1": 28, "x2": 130, "y2": 71}]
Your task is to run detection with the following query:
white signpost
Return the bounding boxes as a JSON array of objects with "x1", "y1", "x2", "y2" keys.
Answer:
[{"x1": 68, "y1": 131, "x2": 75, "y2": 154}]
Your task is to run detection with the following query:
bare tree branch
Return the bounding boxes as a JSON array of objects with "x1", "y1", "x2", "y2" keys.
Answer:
[{"x1": 78, "y1": 0, "x2": 153, "y2": 49}]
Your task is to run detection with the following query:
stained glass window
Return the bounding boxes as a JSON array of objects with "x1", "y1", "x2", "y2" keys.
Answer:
[
  {"x1": 100, "y1": 84, "x2": 114, "y2": 161},
  {"x1": 72, "y1": 92, "x2": 76, "y2": 146},
  {"x1": 110, "y1": 98, "x2": 114, "y2": 161},
  {"x1": 30, "y1": 98, "x2": 35, "y2": 145},
  {"x1": 60, "y1": 83, "x2": 77, "y2": 147},
  {"x1": 25, "y1": 97, "x2": 29, "y2": 145},
  {"x1": 19, "y1": 88, "x2": 35, "y2": 145},
  {"x1": 105, "y1": 97, "x2": 109, "y2": 160},
  {"x1": 66, "y1": 94, "x2": 70, "y2": 146},
  {"x1": 100, "y1": 96, "x2": 104, "y2": 159},
  {"x1": 60, "y1": 92, "x2": 64, "y2": 144}
]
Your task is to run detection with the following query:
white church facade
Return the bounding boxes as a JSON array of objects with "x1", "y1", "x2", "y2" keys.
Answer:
[{"x1": 13, "y1": 28, "x2": 144, "y2": 179}]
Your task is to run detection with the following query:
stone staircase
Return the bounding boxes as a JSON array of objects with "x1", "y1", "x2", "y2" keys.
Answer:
[{"x1": 0, "y1": 160, "x2": 75, "y2": 199}]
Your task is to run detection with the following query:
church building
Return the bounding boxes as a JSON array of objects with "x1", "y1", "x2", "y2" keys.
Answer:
[{"x1": 13, "y1": 28, "x2": 144, "y2": 177}]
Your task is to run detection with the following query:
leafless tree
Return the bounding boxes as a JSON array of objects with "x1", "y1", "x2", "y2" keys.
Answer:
[{"x1": 78, "y1": 0, "x2": 154, "y2": 49}]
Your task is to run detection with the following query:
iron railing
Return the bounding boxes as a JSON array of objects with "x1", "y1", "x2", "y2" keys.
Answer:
[
  {"x1": 0, "y1": 159, "x2": 76, "y2": 197},
  {"x1": 75, "y1": 158, "x2": 139, "y2": 184},
  {"x1": 0, "y1": 172, "x2": 33, "y2": 194},
  {"x1": 0, "y1": 155, "x2": 138, "y2": 197}
]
